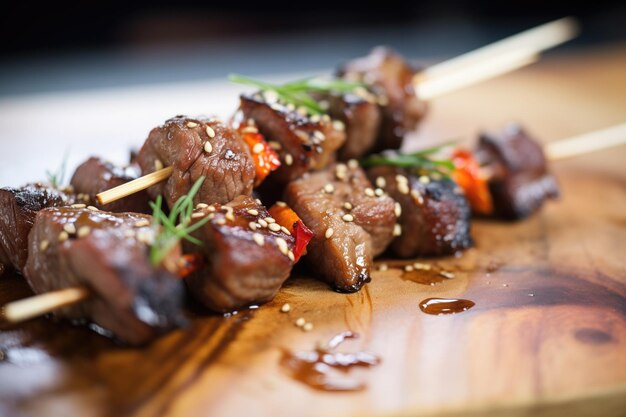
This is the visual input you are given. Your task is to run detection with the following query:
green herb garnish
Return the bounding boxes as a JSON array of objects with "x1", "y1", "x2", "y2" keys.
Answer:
[
  {"x1": 46, "y1": 151, "x2": 69, "y2": 189},
  {"x1": 149, "y1": 177, "x2": 210, "y2": 266},
  {"x1": 361, "y1": 143, "x2": 457, "y2": 178},
  {"x1": 228, "y1": 74, "x2": 366, "y2": 116}
]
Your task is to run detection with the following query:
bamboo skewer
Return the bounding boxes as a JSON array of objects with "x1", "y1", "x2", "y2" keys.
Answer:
[
  {"x1": 2, "y1": 286, "x2": 89, "y2": 323},
  {"x1": 96, "y1": 166, "x2": 173, "y2": 206},
  {"x1": 3, "y1": 123, "x2": 626, "y2": 324}
]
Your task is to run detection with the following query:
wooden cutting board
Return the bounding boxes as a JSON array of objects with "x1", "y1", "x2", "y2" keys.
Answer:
[{"x1": 0, "y1": 46, "x2": 625, "y2": 417}]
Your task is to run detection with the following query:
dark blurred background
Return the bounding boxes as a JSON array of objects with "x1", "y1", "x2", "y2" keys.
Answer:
[{"x1": 1, "y1": 1, "x2": 625, "y2": 96}]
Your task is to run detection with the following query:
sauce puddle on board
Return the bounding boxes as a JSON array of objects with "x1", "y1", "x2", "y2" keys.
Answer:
[
  {"x1": 419, "y1": 298, "x2": 475, "y2": 315},
  {"x1": 280, "y1": 331, "x2": 380, "y2": 391}
]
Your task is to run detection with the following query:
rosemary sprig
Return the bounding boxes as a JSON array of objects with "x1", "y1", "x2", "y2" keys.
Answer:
[
  {"x1": 46, "y1": 151, "x2": 69, "y2": 189},
  {"x1": 148, "y1": 177, "x2": 210, "y2": 267},
  {"x1": 360, "y1": 143, "x2": 457, "y2": 178},
  {"x1": 228, "y1": 74, "x2": 366, "y2": 116}
]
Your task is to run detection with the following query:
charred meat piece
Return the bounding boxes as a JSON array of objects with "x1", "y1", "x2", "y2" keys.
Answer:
[
  {"x1": 326, "y1": 93, "x2": 382, "y2": 161},
  {"x1": 137, "y1": 116, "x2": 255, "y2": 208},
  {"x1": 367, "y1": 166, "x2": 473, "y2": 257},
  {"x1": 284, "y1": 163, "x2": 397, "y2": 292},
  {"x1": 476, "y1": 124, "x2": 559, "y2": 219},
  {"x1": 0, "y1": 184, "x2": 73, "y2": 273},
  {"x1": 184, "y1": 195, "x2": 296, "y2": 312},
  {"x1": 23, "y1": 207, "x2": 186, "y2": 345},
  {"x1": 70, "y1": 157, "x2": 151, "y2": 213},
  {"x1": 338, "y1": 47, "x2": 427, "y2": 152},
  {"x1": 238, "y1": 94, "x2": 346, "y2": 184}
]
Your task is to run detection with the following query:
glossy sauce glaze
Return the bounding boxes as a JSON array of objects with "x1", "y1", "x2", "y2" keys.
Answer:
[
  {"x1": 419, "y1": 298, "x2": 475, "y2": 315},
  {"x1": 280, "y1": 331, "x2": 380, "y2": 391}
]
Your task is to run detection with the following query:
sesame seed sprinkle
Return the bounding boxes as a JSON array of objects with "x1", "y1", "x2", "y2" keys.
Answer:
[
  {"x1": 411, "y1": 189, "x2": 424, "y2": 205},
  {"x1": 77, "y1": 226, "x2": 91, "y2": 238},
  {"x1": 378, "y1": 263, "x2": 388, "y2": 271},
  {"x1": 253, "y1": 233, "x2": 265, "y2": 246},
  {"x1": 275, "y1": 201, "x2": 287, "y2": 207},
  {"x1": 393, "y1": 224, "x2": 402, "y2": 236},
  {"x1": 295, "y1": 317, "x2": 306, "y2": 327},
  {"x1": 280, "y1": 226, "x2": 291, "y2": 235},
  {"x1": 303, "y1": 322, "x2": 313, "y2": 332},
  {"x1": 404, "y1": 265, "x2": 414, "y2": 272},
  {"x1": 313, "y1": 131, "x2": 325, "y2": 141},
  {"x1": 134, "y1": 219, "x2": 150, "y2": 228},
  {"x1": 206, "y1": 125, "x2": 216, "y2": 138},
  {"x1": 196, "y1": 203, "x2": 209, "y2": 209},
  {"x1": 63, "y1": 223, "x2": 76, "y2": 235},
  {"x1": 186, "y1": 121, "x2": 198, "y2": 128},
  {"x1": 276, "y1": 237, "x2": 288, "y2": 255},
  {"x1": 268, "y1": 141, "x2": 282, "y2": 150},
  {"x1": 395, "y1": 174, "x2": 408, "y2": 184},
  {"x1": 252, "y1": 143, "x2": 264, "y2": 154},
  {"x1": 364, "y1": 188, "x2": 375, "y2": 197},
  {"x1": 281, "y1": 303, "x2": 291, "y2": 313},
  {"x1": 191, "y1": 212, "x2": 205, "y2": 219},
  {"x1": 40, "y1": 240, "x2": 49, "y2": 251},
  {"x1": 342, "y1": 213, "x2": 354, "y2": 222},
  {"x1": 440, "y1": 271, "x2": 455, "y2": 279},
  {"x1": 258, "y1": 219, "x2": 268, "y2": 228},
  {"x1": 204, "y1": 141, "x2": 213, "y2": 153},
  {"x1": 394, "y1": 202, "x2": 402, "y2": 217},
  {"x1": 419, "y1": 175, "x2": 430, "y2": 184},
  {"x1": 284, "y1": 153, "x2": 293, "y2": 166},
  {"x1": 269, "y1": 223, "x2": 281, "y2": 232},
  {"x1": 325, "y1": 227, "x2": 334, "y2": 239},
  {"x1": 215, "y1": 218, "x2": 226, "y2": 225},
  {"x1": 87, "y1": 206, "x2": 99, "y2": 211},
  {"x1": 374, "y1": 188, "x2": 384, "y2": 196},
  {"x1": 71, "y1": 203, "x2": 86, "y2": 209},
  {"x1": 347, "y1": 159, "x2": 359, "y2": 169},
  {"x1": 58, "y1": 231, "x2": 69, "y2": 242},
  {"x1": 225, "y1": 212, "x2": 235, "y2": 221},
  {"x1": 375, "y1": 177, "x2": 386, "y2": 188},
  {"x1": 324, "y1": 184, "x2": 335, "y2": 194},
  {"x1": 332, "y1": 120, "x2": 345, "y2": 131},
  {"x1": 398, "y1": 182, "x2": 410, "y2": 195},
  {"x1": 241, "y1": 126, "x2": 258, "y2": 134},
  {"x1": 343, "y1": 202, "x2": 353, "y2": 210},
  {"x1": 249, "y1": 221, "x2": 258, "y2": 231},
  {"x1": 247, "y1": 209, "x2": 259, "y2": 216},
  {"x1": 154, "y1": 159, "x2": 164, "y2": 171}
]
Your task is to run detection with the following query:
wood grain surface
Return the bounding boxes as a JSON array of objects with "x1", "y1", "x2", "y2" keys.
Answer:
[{"x1": 0, "y1": 45, "x2": 625, "y2": 417}]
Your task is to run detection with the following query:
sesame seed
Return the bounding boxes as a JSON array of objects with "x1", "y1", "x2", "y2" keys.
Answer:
[
  {"x1": 325, "y1": 227, "x2": 334, "y2": 239},
  {"x1": 247, "y1": 118, "x2": 255, "y2": 126},
  {"x1": 124, "y1": 230, "x2": 136, "y2": 238},
  {"x1": 374, "y1": 188, "x2": 384, "y2": 196},
  {"x1": 281, "y1": 303, "x2": 291, "y2": 313},
  {"x1": 378, "y1": 263, "x2": 388, "y2": 271},
  {"x1": 394, "y1": 202, "x2": 402, "y2": 217},
  {"x1": 265, "y1": 217, "x2": 276, "y2": 224},
  {"x1": 276, "y1": 237, "x2": 289, "y2": 255},
  {"x1": 503, "y1": 284, "x2": 509, "y2": 287},
  {"x1": 196, "y1": 203, "x2": 209, "y2": 209},
  {"x1": 241, "y1": 126, "x2": 258, "y2": 134},
  {"x1": 58, "y1": 231, "x2": 69, "y2": 242},
  {"x1": 375, "y1": 177, "x2": 386, "y2": 188},
  {"x1": 249, "y1": 221, "x2": 258, "y2": 231},
  {"x1": 70, "y1": 203, "x2": 86, "y2": 209},
  {"x1": 395, "y1": 174, "x2": 408, "y2": 184},
  {"x1": 253, "y1": 233, "x2": 265, "y2": 246},
  {"x1": 440, "y1": 271, "x2": 455, "y2": 279},
  {"x1": 393, "y1": 224, "x2": 402, "y2": 236},
  {"x1": 258, "y1": 219, "x2": 268, "y2": 228},
  {"x1": 419, "y1": 175, "x2": 430, "y2": 184},
  {"x1": 313, "y1": 131, "x2": 326, "y2": 141},
  {"x1": 528, "y1": 293, "x2": 535, "y2": 297},
  {"x1": 280, "y1": 226, "x2": 291, "y2": 235},
  {"x1": 204, "y1": 141, "x2": 213, "y2": 153},
  {"x1": 310, "y1": 114, "x2": 321, "y2": 123},
  {"x1": 63, "y1": 223, "x2": 76, "y2": 234},
  {"x1": 207, "y1": 205, "x2": 216, "y2": 212},
  {"x1": 275, "y1": 201, "x2": 287, "y2": 207},
  {"x1": 347, "y1": 159, "x2": 359, "y2": 169},
  {"x1": 295, "y1": 317, "x2": 306, "y2": 327},
  {"x1": 303, "y1": 322, "x2": 314, "y2": 332},
  {"x1": 268, "y1": 141, "x2": 282, "y2": 150},
  {"x1": 186, "y1": 121, "x2": 198, "y2": 128},
  {"x1": 288, "y1": 250, "x2": 295, "y2": 262},
  {"x1": 255, "y1": 198, "x2": 262, "y2": 205},
  {"x1": 247, "y1": 209, "x2": 259, "y2": 216},
  {"x1": 398, "y1": 182, "x2": 410, "y2": 195},
  {"x1": 154, "y1": 159, "x2": 164, "y2": 171},
  {"x1": 284, "y1": 153, "x2": 293, "y2": 166},
  {"x1": 40, "y1": 240, "x2": 49, "y2": 251},
  {"x1": 332, "y1": 120, "x2": 345, "y2": 131},
  {"x1": 205, "y1": 125, "x2": 216, "y2": 138},
  {"x1": 87, "y1": 206, "x2": 99, "y2": 211},
  {"x1": 343, "y1": 202, "x2": 353, "y2": 210},
  {"x1": 215, "y1": 218, "x2": 226, "y2": 225},
  {"x1": 414, "y1": 262, "x2": 431, "y2": 270},
  {"x1": 77, "y1": 226, "x2": 91, "y2": 238},
  {"x1": 191, "y1": 212, "x2": 205, "y2": 219},
  {"x1": 404, "y1": 265, "x2": 414, "y2": 272},
  {"x1": 134, "y1": 219, "x2": 150, "y2": 228},
  {"x1": 411, "y1": 189, "x2": 424, "y2": 205},
  {"x1": 136, "y1": 230, "x2": 154, "y2": 245},
  {"x1": 294, "y1": 130, "x2": 309, "y2": 142},
  {"x1": 342, "y1": 213, "x2": 354, "y2": 222},
  {"x1": 269, "y1": 223, "x2": 281, "y2": 232},
  {"x1": 364, "y1": 187, "x2": 375, "y2": 197},
  {"x1": 324, "y1": 183, "x2": 335, "y2": 194},
  {"x1": 225, "y1": 212, "x2": 235, "y2": 221},
  {"x1": 252, "y1": 143, "x2": 264, "y2": 154}
]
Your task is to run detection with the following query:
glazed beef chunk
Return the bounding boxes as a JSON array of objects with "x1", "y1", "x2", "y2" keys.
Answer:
[
  {"x1": 284, "y1": 163, "x2": 397, "y2": 292},
  {"x1": 70, "y1": 157, "x2": 151, "y2": 213},
  {"x1": 338, "y1": 47, "x2": 427, "y2": 152},
  {"x1": 326, "y1": 93, "x2": 382, "y2": 161},
  {"x1": 0, "y1": 184, "x2": 73, "y2": 273},
  {"x1": 184, "y1": 195, "x2": 296, "y2": 312},
  {"x1": 239, "y1": 94, "x2": 346, "y2": 184},
  {"x1": 137, "y1": 116, "x2": 255, "y2": 208},
  {"x1": 24, "y1": 207, "x2": 186, "y2": 345},
  {"x1": 476, "y1": 124, "x2": 559, "y2": 219},
  {"x1": 367, "y1": 166, "x2": 473, "y2": 257}
]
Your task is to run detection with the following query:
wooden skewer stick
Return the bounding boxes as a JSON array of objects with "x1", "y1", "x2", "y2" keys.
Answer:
[
  {"x1": 2, "y1": 286, "x2": 89, "y2": 323},
  {"x1": 420, "y1": 17, "x2": 579, "y2": 81},
  {"x1": 545, "y1": 123, "x2": 626, "y2": 161},
  {"x1": 96, "y1": 166, "x2": 173, "y2": 206},
  {"x1": 416, "y1": 50, "x2": 539, "y2": 101}
]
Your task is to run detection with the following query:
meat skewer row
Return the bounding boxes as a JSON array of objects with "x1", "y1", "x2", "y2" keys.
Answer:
[{"x1": 95, "y1": 18, "x2": 577, "y2": 207}]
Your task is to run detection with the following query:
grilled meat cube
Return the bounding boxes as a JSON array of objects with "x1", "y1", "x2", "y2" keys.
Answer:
[
  {"x1": 476, "y1": 124, "x2": 559, "y2": 219},
  {"x1": 367, "y1": 166, "x2": 473, "y2": 257},
  {"x1": 184, "y1": 195, "x2": 296, "y2": 312},
  {"x1": 0, "y1": 184, "x2": 73, "y2": 273},
  {"x1": 23, "y1": 207, "x2": 186, "y2": 345},
  {"x1": 137, "y1": 116, "x2": 255, "y2": 208},
  {"x1": 70, "y1": 157, "x2": 151, "y2": 213},
  {"x1": 239, "y1": 94, "x2": 346, "y2": 184},
  {"x1": 284, "y1": 163, "x2": 396, "y2": 292},
  {"x1": 326, "y1": 93, "x2": 382, "y2": 161},
  {"x1": 338, "y1": 47, "x2": 427, "y2": 152}
]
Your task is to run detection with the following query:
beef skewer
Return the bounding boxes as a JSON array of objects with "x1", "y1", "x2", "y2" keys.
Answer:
[{"x1": 95, "y1": 18, "x2": 577, "y2": 207}]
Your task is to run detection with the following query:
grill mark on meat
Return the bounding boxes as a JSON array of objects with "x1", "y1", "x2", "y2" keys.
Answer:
[{"x1": 284, "y1": 164, "x2": 395, "y2": 292}]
